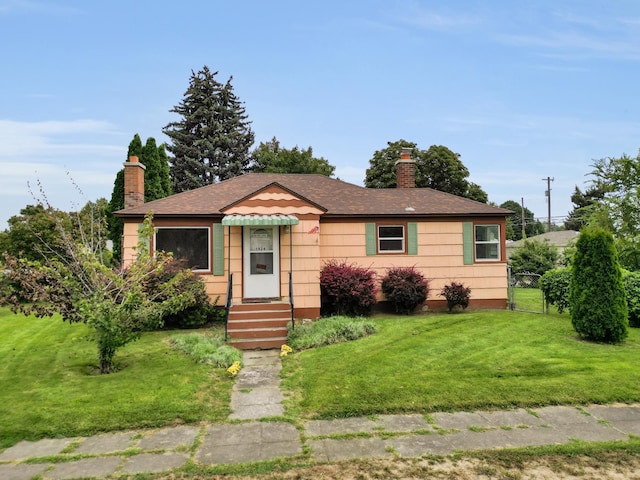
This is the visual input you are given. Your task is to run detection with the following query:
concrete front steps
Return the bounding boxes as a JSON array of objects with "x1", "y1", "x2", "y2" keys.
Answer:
[{"x1": 227, "y1": 302, "x2": 291, "y2": 350}]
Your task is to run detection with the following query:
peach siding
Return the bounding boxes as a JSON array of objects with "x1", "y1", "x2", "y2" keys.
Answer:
[
  {"x1": 318, "y1": 221, "x2": 508, "y2": 303},
  {"x1": 121, "y1": 216, "x2": 507, "y2": 316},
  {"x1": 121, "y1": 222, "x2": 140, "y2": 267},
  {"x1": 226, "y1": 205, "x2": 324, "y2": 215}
]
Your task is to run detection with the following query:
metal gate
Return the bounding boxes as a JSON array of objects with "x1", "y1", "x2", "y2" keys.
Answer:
[{"x1": 507, "y1": 267, "x2": 545, "y2": 313}]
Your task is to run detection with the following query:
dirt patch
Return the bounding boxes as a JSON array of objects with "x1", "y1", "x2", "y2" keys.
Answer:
[{"x1": 159, "y1": 454, "x2": 640, "y2": 479}]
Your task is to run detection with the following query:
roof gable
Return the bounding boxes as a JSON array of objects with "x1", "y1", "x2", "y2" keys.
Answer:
[{"x1": 221, "y1": 182, "x2": 326, "y2": 216}]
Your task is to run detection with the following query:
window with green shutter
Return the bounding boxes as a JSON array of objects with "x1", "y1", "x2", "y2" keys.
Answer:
[
  {"x1": 154, "y1": 226, "x2": 211, "y2": 272},
  {"x1": 366, "y1": 222, "x2": 417, "y2": 255}
]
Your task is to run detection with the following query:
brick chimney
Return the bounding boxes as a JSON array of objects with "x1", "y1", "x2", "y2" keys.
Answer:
[
  {"x1": 395, "y1": 147, "x2": 415, "y2": 188},
  {"x1": 123, "y1": 155, "x2": 146, "y2": 208}
]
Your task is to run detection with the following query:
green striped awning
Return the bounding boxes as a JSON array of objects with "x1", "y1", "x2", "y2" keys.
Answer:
[{"x1": 221, "y1": 214, "x2": 299, "y2": 226}]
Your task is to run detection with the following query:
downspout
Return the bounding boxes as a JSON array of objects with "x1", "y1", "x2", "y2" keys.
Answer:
[
  {"x1": 289, "y1": 226, "x2": 294, "y2": 329},
  {"x1": 224, "y1": 225, "x2": 232, "y2": 341}
]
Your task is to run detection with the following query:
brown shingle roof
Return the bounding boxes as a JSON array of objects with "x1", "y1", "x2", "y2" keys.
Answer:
[{"x1": 116, "y1": 173, "x2": 512, "y2": 218}]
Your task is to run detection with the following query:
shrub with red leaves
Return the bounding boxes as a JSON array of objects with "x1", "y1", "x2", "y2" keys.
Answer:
[
  {"x1": 320, "y1": 260, "x2": 377, "y2": 317},
  {"x1": 381, "y1": 266, "x2": 429, "y2": 314},
  {"x1": 440, "y1": 281, "x2": 471, "y2": 312}
]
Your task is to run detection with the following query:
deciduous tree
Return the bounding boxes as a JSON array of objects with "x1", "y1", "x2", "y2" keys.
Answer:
[
  {"x1": 500, "y1": 200, "x2": 545, "y2": 241},
  {"x1": 364, "y1": 140, "x2": 488, "y2": 202},
  {"x1": 250, "y1": 137, "x2": 335, "y2": 176}
]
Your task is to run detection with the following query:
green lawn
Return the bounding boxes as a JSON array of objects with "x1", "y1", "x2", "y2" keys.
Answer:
[
  {"x1": 5, "y1": 305, "x2": 640, "y2": 454},
  {"x1": 0, "y1": 308, "x2": 233, "y2": 448},
  {"x1": 282, "y1": 310, "x2": 640, "y2": 419},
  {"x1": 510, "y1": 287, "x2": 547, "y2": 312}
]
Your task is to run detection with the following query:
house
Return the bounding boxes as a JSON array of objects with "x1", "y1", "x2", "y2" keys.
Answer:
[
  {"x1": 506, "y1": 230, "x2": 579, "y2": 260},
  {"x1": 117, "y1": 149, "x2": 513, "y2": 348}
]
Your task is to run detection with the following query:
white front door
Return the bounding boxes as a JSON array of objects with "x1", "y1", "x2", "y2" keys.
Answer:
[{"x1": 243, "y1": 226, "x2": 280, "y2": 299}]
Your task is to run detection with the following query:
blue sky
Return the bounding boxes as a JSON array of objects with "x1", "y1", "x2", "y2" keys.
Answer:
[{"x1": 1, "y1": 0, "x2": 640, "y2": 229}]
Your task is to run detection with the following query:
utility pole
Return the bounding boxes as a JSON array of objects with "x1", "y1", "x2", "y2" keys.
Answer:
[
  {"x1": 542, "y1": 177, "x2": 554, "y2": 232},
  {"x1": 521, "y1": 197, "x2": 526, "y2": 239}
]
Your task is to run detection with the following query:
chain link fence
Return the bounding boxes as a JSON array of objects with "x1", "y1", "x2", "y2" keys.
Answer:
[{"x1": 507, "y1": 267, "x2": 545, "y2": 313}]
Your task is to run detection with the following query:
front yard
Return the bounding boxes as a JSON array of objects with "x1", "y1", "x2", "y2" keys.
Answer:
[
  {"x1": 2, "y1": 306, "x2": 640, "y2": 451},
  {"x1": 282, "y1": 310, "x2": 640, "y2": 418},
  {"x1": 0, "y1": 308, "x2": 233, "y2": 449}
]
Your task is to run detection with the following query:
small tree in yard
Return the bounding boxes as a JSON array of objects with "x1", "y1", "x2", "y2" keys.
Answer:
[
  {"x1": 1, "y1": 212, "x2": 207, "y2": 374},
  {"x1": 320, "y1": 260, "x2": 377, "y2": 317},
  {"x1": 509, "y1": 239, "x2": 559, "y2": 276},
  {"x1": 381, "y1": 266, "x2": 428, "y2": 314},
  {"x1": 440, "y1": 281, "x2": 471, "y2": 312},
  {"x1": 569, "y1": 227, "x2": 628, "y2": 343}
]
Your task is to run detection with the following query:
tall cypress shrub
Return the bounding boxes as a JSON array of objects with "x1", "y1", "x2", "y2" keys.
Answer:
[{"x1": 569, "y1": 227, "x2": 628, "y2": 343}]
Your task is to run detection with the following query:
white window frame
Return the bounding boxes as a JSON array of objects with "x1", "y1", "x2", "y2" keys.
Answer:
[
  {"x1": 378, "y1": 224, "x2": 406, "y2": 253},
  {"x1": 474, "y1": 224, "x2": 500, "y2": 261},
  {"x1": 154, "y1": 226, "x2": 211, "y2": 272}
]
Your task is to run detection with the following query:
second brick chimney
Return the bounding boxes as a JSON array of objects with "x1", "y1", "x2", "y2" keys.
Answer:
[
  {"x1": 395, "y1": 147, "x2": 415, "y2": 188},
  {"x1": 123, "y1": 155, "x2": 146, "y2": 208}
]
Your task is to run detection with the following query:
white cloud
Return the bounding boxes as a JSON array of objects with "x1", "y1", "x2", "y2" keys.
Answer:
[{"x1": 0, "y1": 119, "x2": 121, "y2": 158}]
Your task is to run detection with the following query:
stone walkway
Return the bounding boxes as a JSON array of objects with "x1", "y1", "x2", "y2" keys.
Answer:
[{"x1": 2, "y1": 350, "x2": 640, "y2": 479}]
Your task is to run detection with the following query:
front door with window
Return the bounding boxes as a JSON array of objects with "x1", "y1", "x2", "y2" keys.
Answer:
[{"x1": 243, "y1": 226, "x2": 280, "y2": 299}]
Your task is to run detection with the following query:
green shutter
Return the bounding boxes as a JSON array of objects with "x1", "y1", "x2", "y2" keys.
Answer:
[
  {"x1": 365, "y1": 223, "x2": 376, "y2": 255},
  {"x1": 213, "y1": 223, "x2": 224, "y2": 276},
  {"x1": 463, "y1": 222, "x2": 474, "y2": 265},
  {"x1": 407, "y1": 222, "x2": 418, "y2": 255}
]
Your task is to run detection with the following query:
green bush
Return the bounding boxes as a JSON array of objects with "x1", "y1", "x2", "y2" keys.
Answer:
[
  {"x1": 169, "y1": 332, "x2": 242, "y2": 368},
  {"x1": 141, "y1": 258, "x2": 217, "y2": 329},
  {"x1": 623, "y1": 270, "x2": 640, "y2": 328},
  {"x1": 569, "y1": 227, "x2": 628, "y2": 343},
  {"x1": 509, "y1": 239, "x2": 559, "y2": 276},
  {"x1": 539, "y1": 268, "x2": 572, "y2": 314},
  {"x1": 380, "y1": 266, "x2": 429, "y2": 314},
  {"x1": 286, "y1": 316, "x2": 378, "y2": 350},
  {"x1": 320, "y1": 260, "x2": 377, "y2": 317},
  {"x1": 439, "y1": 281, "x2": 471, "y2": 312}
]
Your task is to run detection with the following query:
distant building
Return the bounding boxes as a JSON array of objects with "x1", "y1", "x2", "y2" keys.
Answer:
[{"x1": 506, "y1": 230, "x2": 579, "y2": 260}]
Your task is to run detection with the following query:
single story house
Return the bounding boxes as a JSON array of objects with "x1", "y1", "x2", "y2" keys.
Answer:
[
  {"x1": 506, "y1": 230, "x2": 579, "y2": 260},
  {"x1": 117, "y1": 149, "x2": 513, "y2": 348}
]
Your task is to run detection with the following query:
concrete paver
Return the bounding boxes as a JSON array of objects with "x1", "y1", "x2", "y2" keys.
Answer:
[
  {"x1": 0, "y1": 463, "x2": 48, "y2": 480},
  {"x1": 136, "y1": 425, "x2": 200, "y2": 451},
  {"x1": 0, "y1": 437, "x2": 74, "y2": 461},
  {"x1": 72, "y1": 431, "x2": 134, "y2": 454},
  {"x1": 196, "y1": 421, "x2": 300, "y2": 465},
  {"x1": 47, "y1": 456, "x2": 121, "y2": 480},
  {"x1": 229, "y1": 350, "x2": 285, "y2": 419},
  {"x1": 310, "y1": 436, "x2": 391, "y2": 462},
  {"x1": 121, "y1": 452, "x2": 189, "y2": 474}
]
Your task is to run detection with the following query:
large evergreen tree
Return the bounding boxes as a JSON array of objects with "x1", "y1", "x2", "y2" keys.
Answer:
[
  {"x1": 163, "y1": 66, "x2": 254, "y2": 192},
  {"x1": 564, "y1": 185, "x2": 606, "y2": 231},
  {"x1": 250, "y1": 137, "x2": 335, "y2": 176},
  {"x1": 569, "y1": 227, "x2": 628, "y2": 343},
  {"x1": 364, "y1": 140, "x2": 488, "y2": 202}
]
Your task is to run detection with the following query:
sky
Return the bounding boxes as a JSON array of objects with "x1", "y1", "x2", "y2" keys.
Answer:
[{"x1": 1, "y1": 0, "x2": 640, "y2": 230}]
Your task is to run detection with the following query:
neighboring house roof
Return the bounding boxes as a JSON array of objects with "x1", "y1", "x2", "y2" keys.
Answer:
[
  {"x1": 507, "y1": 230, "x2": 579, "y2": 250},
  {"x1": 116, "y1": 173, "x2": 513, "y2": 219}
]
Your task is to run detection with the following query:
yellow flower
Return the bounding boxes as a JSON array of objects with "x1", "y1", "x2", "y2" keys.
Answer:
[
  {"x1": 280, "y1": 344, "x2": 293, "y2": 357},
  {"x1": 227, "y1": 361, "x2": 242, "y2": 376}
]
